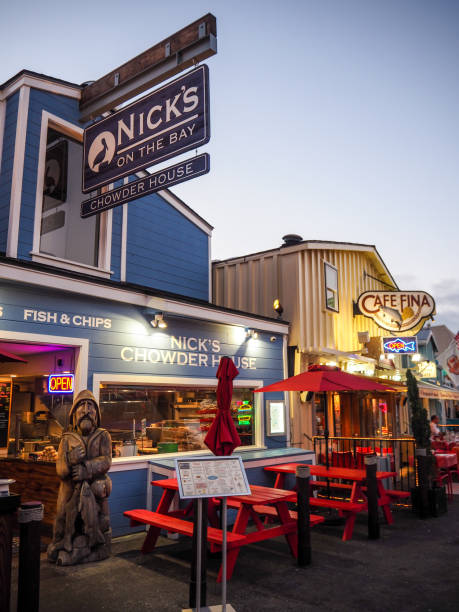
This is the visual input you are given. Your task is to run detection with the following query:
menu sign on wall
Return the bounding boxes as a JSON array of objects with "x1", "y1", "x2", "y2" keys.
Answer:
[
  {"x1": 0, "y1": 381, "x2": 12, "y2": 448},
  {"x1": 357, "y1": 291, "x2": 435, "y2": 332}
]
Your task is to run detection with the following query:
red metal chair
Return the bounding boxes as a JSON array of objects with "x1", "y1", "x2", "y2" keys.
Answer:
[{"x1": 331, "y1": 451, "x2": 354, "y2": 468}]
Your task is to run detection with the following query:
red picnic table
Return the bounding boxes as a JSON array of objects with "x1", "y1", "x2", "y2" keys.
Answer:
[
  {"x1": 124, "y1": 477, "x2": 324, "y2": 581},
  {"x1": 264, "y1": 463, "x2": 406, "y2": 541}
]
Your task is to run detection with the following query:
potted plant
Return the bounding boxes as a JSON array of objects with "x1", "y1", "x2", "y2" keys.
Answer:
[{"x1": 407, "y1": 369, "x2": 447, "y2": 517}]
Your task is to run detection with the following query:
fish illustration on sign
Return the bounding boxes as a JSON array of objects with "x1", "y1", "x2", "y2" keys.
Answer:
[{"x1": 378, "y1": 307, "x2": 402, "y2": 330}]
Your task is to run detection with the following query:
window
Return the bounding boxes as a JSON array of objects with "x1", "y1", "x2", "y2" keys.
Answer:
[
  {"x1": 324, "y1": 262, "x2": 339, "y2": 312},
  {"x1": 98, "y1": 384, "x2": 256, "y2": 455},
  {"x1": 39, "y1": 127, "x2": 100, "y2": 266}
]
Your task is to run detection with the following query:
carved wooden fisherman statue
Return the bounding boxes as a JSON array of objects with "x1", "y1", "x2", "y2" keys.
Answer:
[{"x1": 48, "y1": 389, "x2": 112, "y2": 565}]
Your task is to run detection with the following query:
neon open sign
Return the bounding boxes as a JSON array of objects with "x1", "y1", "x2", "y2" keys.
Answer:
[
  {"x1": 48, "y1": 374, "x2": 74, "y2": 394},
  {"x1": 383, "y1": 337, "x2": 418, "y2": 354}
]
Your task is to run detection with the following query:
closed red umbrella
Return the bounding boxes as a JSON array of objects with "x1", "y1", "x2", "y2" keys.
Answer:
[
  {"x1": 256, "y1": 365, "x2": 394, "y2": 470},
  {"x1": 204, "y1": 357, "x2": 241, "y2": 456}
]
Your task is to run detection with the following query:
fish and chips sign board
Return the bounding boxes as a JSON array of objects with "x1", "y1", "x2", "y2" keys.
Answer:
[
  {"x1": 82, "y1": 64, "x2": 210, "y2": 194},
  {"x1": 357, "y1": 291, "x2": 435, "y2": 333}
]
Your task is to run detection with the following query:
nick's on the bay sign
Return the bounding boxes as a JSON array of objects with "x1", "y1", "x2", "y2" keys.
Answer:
[{"x1": 82, "y1": 65, "x2": 210, "y2": 194}]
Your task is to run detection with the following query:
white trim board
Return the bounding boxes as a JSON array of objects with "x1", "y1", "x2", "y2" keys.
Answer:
[
  {"x1": 7, "y1": 86, "x2": 29, "y2": 258},
  {"x1": 31, "y1": 110, "x2": 112, "y2": 278},
  {"x1": 0, "y1": 74, "x2": 80, "y2": 102},
  {"x1": 157, "y1": 188, "x2": 212, "y2": 236},
  {"x1": 0, "y1": 99, "x2": 6, "y2": 175},
  {"x1": 0, "y1": 330, "x2": 88, "y2": 393}
]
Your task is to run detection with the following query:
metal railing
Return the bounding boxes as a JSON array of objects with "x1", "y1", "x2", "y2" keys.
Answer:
[{"x1": 313, "y1": 436, "x2": 417, "y2": 492}]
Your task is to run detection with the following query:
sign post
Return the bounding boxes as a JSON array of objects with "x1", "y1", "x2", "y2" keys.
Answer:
[{"x1": 176, "y1": 455, "x2": 250, "y2": 612}]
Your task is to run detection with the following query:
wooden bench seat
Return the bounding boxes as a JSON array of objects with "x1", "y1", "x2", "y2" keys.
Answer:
[
  {"x1": 124, "y1": 509, "x2": 247, "y2": 553},
  {"x1": 311, "y1": 480, "x2": 353, "y2": 491},
  {"x1": 384, "y1": 489, "x2": 411, "y2": 499},
  {"x1": 308, "y1": 497, "x2": 364, "y2": 513},
  {"x1": 220, "y1": 498, "x2": 325, "y2": 527}
]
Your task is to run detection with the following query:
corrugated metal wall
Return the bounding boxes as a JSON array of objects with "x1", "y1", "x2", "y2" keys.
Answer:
[{"x1": 213, "y1": 245, "x2": 396, "y2": 353}]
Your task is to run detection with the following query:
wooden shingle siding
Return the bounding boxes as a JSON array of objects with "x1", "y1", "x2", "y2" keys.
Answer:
[{"x1": 0, "y1": 91, "x2": 19, "y2": 251}]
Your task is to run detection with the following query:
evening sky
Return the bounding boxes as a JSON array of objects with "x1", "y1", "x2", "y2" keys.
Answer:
[{"x1": 1, "y1": 0, "x2": 458, "y2": 331}]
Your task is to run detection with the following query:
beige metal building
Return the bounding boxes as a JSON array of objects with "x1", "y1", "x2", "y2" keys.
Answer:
[{"x1": 212, "y1": 235, "x2": 404, "y2": 447}]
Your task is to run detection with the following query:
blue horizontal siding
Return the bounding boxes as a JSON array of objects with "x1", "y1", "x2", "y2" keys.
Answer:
[
  {"x1": 0, "y1": 91, "x2": 19, "y2": 251},
  {"x1": 109, "y1": 469, "x2": 148, "y2": 536},
  {"x1": 126, "y1": 192, "x2": 209, "y2": 300}
]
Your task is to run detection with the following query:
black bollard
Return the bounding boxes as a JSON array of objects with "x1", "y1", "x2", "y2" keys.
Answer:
[
  {"x1": 17, "y1": 501, "x2": 43, "y2": 612},
  {"x1": 364, "y1": 456, "x2": 380, "y2": 539},
  {"x1": 296, "y1": 464, "x2": 311, "y2": 566},
  {"x1": 0, "y1": 492, "x2": 21, "y2": 612}
]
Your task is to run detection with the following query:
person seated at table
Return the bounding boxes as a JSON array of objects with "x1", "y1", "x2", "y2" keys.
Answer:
[{"x1": 430, "y1": 415, "x2": 443, "y2": 441}]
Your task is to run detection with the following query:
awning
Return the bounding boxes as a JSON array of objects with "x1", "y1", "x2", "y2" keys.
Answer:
[{"x1": 417, "y1": 380, "x2": 459, "y2": 400}]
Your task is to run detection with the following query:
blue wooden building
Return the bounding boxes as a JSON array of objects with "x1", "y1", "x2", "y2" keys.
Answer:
[{"x1": 0, "y1": 70, "x2": 313, "y2": 535}]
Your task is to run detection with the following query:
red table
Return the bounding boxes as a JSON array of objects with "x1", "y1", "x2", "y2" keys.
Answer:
[
  {"x1": 149, "y1": 478, "x2": 323, "y2": 580},
  {"x1": 265, "y1": 463, "x2": 398, "y2": 526}
]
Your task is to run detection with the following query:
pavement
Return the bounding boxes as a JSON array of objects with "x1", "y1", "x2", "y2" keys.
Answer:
[{"x1": 9, "y1": 500, "x2": 459, "y2": 612}]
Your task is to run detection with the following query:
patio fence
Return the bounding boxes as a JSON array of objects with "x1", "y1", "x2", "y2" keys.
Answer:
[{"x1": 313, "y1": 436, "x2": 417, "y2": 493}]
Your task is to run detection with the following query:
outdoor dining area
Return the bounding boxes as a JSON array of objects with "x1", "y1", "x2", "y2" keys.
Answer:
[{"x1": 121, "y1": 361, "x2": 459, "y2": 608}]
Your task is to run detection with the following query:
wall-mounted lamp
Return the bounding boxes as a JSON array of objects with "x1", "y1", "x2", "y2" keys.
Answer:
[
  {"x1": 273, "y1": 299, "x2": 284, "y2": 318},
  {"x1": 151, "y1": 313, "x2": 167, "y2": 329},
  {"x1": 270, "y1": 336, "x2": 277, "y2": 343},
  {"x1": 246, "y1": 328, "x2": 258, "y2": 339},
  {"x1": 411, "y1": 353, "x2": 421, "y2": 362}
]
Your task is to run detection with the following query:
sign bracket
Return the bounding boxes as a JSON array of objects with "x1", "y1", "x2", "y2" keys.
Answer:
[{"x1": 79, "y1": 14, "x2": 217, "y2": 122}]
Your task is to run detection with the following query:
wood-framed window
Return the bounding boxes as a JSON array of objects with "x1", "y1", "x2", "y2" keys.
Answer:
[{"x1": 324, "y1": 261, "x2": 339, "y2": 312}]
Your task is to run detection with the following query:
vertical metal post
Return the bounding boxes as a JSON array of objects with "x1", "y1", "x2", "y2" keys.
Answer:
[
  {"x1": 222, "y1": 497, "x2": 227, "y2": 612},
  {"x1": 296, "y1": 465, "x2": 311, "y2": 566},
  {"x1": 190, "y1": 499, "x2": 200, "y2": 610},
  {"x1": 200, "y1": 498, "x2": 207, "y2": 608},
  {"x1": 364, "y1": 456, "x2": 380, "y2": 539},
  {"x1": 0, "y1": 493, "x2": 21, "y2": 612},
  {"x1": 196, "y1": 498, "x2": 202, "y2": 612},
  {"x1": 17, "y1": 501, "x2": 43, "y2": 612}
]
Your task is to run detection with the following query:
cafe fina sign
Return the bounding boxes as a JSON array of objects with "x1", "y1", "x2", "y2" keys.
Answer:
[
  {"x1": 82, "y1": 65, "x2": 210, "y2": 193},
  {"x1": 357, "y1": 291, "x2": 435, "y2": 332}
]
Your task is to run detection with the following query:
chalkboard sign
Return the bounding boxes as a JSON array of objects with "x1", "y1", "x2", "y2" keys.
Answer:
[{"x1": 0, "y1": 381, "x2": 12, "y2": 448}]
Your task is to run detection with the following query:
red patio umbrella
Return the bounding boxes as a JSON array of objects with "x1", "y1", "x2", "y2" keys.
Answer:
[
  {"x1": 255, "y1": 365, "x2": 394, "y2": 469},
  {"x1": 204, "y1": 356, "x2": 241, "y2": 456}
]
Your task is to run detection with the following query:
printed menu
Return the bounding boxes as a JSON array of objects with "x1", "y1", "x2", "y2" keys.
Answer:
[{"x1": 176, "y1": 456, "x2": 250, "y2": 499}]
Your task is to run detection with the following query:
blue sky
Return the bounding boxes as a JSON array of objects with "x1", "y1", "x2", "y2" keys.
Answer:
[{"x1": 1, "y1": 0, "x2": 458, "y2": 331}]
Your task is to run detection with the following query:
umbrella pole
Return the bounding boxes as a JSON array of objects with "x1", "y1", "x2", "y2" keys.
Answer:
[{"x1": 323, "y1": 393, "x2": 331, "y2": 499}]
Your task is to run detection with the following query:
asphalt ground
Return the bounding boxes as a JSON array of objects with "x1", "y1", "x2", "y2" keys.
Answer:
[{"x1": 9, "y1": 500, "x2": 459, "y2": 612}]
